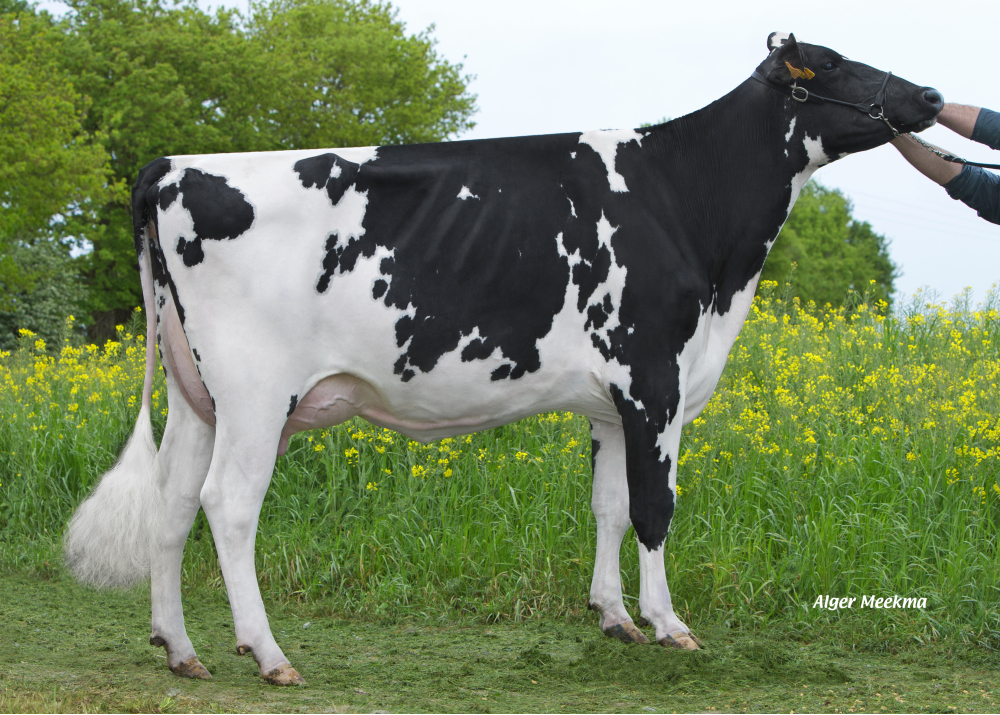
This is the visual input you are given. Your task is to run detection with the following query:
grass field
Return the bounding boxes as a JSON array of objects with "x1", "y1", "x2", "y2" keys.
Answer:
[
  {"x1": 3, "y1": 571, "x2": 999, "y2": 713},
  {"x1": 2, "y1": 283, "x2": 1000, "y2": 708}
]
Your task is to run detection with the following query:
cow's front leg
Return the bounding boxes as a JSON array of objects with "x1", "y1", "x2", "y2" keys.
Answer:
[
  {"x1": 588, "y1": 419, "x2": 649, "y2": 644},
  {"x1": 615, "y1": 388, "x2": 701, "y2": 651},
  {"x1": 199, "y1": 410, "x2": 304, "y2": 686}
]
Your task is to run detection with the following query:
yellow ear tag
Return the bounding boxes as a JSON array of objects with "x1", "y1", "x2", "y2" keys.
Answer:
[{"x1": 785, "y1": 61, "x2": 815, "y2": 80}]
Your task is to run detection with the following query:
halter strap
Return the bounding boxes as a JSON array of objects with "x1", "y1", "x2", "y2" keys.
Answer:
[
  {"x1": 750, "y1": 70, "x2": 892, "y2": 113},
  {"x1": 749, "y1": 70, "x2": 898, "y2": 135}
]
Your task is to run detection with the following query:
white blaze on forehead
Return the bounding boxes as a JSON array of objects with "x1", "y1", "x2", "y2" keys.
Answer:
[
  {"x1": 579, "y1": 129, "x2": 643, "y2": 192},
  {"x1": 456, "y1": 186, "x2": 479, "y2": 200}
]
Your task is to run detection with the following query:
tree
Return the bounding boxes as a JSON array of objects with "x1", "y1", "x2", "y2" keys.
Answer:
[
  {"x1": 0, "y1": 241, "x2": 89, "y2": 351},
  {"x1": 60, "y1": 0, "x2": 266, "y2": 332},
  {"x1": 0, "y1": 10, "x2": 116, "y2": 311},
  {"x1": 763, "y1": 181, "x2": 897, "y2": 307},
  {"x1": 247, "y1": 0, "x2": 477, "y2": 149},
  {"x1": 54, "y1": 0, "x2": 476, "y2": 337}
]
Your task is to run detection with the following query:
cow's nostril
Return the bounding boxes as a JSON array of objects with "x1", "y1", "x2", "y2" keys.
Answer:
[{"x1": 923, "y1": 88, "x2": 944, "y2": 108}]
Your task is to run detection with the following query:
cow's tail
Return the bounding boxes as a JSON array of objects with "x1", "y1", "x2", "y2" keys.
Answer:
[{"x1": 65, "y1": 168, "x2": 165, "y2": 589}]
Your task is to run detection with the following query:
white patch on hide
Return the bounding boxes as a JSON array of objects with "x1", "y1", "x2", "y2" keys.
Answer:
[
  {"x1": 783, "y1": 133, "x2": 827, "y2": 217},
  {"x1": 654, "y1": 271, "x2": 763, "y2": 463},
  {"x1": 555, "y1": 232, "x2": 582, "y2": 267},
  {"x1": 587, "y1": 213, "x2": 628, "y2": 342},
  {"x1": 457, "y1": 186, "x2": 479, "y2": 201},
  {"x1": 767, "y1": 132, "x2": 828, "y2": 251},
  {"x1": 578, "y1": 129, "x2": 642, "y2": 192},
  {"x1": 334, "y1": 146, "x2": 379, "y2": 165},
  {"x1": 322, "y1": 187, "x2": 369, "y2": 267},
  {"x1": 783, "y1": 116, "x2": 797, "y2": 156}
]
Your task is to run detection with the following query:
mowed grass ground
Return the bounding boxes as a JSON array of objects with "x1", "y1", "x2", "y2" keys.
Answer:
[
  {"x1": 2, "y1": 571, "x2": 999, "y2": 714},
  {"x1": 2, "y1": 283, "x2": 1000, "y2": 711}
]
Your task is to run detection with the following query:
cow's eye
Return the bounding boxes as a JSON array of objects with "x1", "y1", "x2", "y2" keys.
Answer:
[{"x1": 822, "y1": 61, "x2": 836, "y2": 71}]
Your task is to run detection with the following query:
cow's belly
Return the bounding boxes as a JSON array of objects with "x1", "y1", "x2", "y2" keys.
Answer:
[
  {"x1": 276, "y1": 292, "x2": 621, "y2": 448},
  {"x1": 278, "y1": 363, "x2": 602, "y2": 454},
  {"x1": 160, "y1": 221, "x2": 623, "y2": 450}
]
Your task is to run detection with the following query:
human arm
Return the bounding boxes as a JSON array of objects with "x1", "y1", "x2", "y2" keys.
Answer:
[
  {"x1": 936, "y1": 103, "x2": 980, "y2": 139},
  {"x1": 890, "y1": 133, "x2": 961, "y2": 185},
  {"x1": 890, "y1": 104, "x2": 1000, "y2": 225}
]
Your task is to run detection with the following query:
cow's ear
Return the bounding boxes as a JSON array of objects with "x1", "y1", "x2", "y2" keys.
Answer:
[
  {"x1": 767, "y1": 32, "x2": 792, "y2": 52},
  {"x1": 761, "y1": 32, "x2": 801, "y2": 86}
]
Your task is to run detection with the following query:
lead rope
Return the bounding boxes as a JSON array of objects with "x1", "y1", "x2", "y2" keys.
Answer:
[
  {"x1": 905, "y1": 130, "x2": 1000, "y2": 170},
  {"x1": 875, "y1": 109, "x2": 900, "y2": 138}
]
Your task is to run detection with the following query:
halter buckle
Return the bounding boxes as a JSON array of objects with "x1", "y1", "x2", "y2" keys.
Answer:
[{"x1": 790, "y1": 86, "x2": 809, "y2": 103}]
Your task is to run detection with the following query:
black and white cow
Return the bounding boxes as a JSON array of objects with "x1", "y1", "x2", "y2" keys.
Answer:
[{"x1": 65, "y1": 33, "x2": 941, "y2": 684}]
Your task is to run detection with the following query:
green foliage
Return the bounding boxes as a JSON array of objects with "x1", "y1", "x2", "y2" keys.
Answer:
[
  {"x1": 0, "y1": 0, "x2": 476, "y2": 333},
  {"x1": 0, "y1": 242, "x2": 88, "y2": 351},
  {"x1": 763, "y1": 181, "x2": 897, "y2": 307},
  {"x1": 0, "y1": 0, "x2": 31, "y2": 14},
  {"x1": 61, "y1": 0, "x2": 262, "y2": 316},
  {"x1": 247, "y1": 0, "x2": 477, "y2": 149},
  {"x1": 0, "y1": 11, "x2": 117, "y2": 308},
  {"x1": 3, "y1": 291, "x2": 999, "y2": 642}
]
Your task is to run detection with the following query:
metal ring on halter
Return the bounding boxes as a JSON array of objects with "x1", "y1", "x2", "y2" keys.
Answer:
[
  {"x1": 790, "y1": 86, "x2": 809, "y2": 103},
  {"x1": 868, "y1": 105, "x2": 884, "y2": 120}
]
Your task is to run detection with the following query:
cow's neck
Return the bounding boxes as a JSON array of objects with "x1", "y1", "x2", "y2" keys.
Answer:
[{"x1": 642, "y1": 80, "x2": 825, "y2": 314}]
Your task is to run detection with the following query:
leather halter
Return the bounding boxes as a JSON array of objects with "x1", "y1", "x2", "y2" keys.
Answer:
[
  {"x1": 750, "y1": 69, "x2": 898, "y2": 136},
  {"x1": 752, "y1": 68, "x2": 1000, "y2": 169}
]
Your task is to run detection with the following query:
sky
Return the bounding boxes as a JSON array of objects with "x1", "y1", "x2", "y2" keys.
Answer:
[{"x1": 39, "y1": 0, "x2": 1000, "y2": 306}]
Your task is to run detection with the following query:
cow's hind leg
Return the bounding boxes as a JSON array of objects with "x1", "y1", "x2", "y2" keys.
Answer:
[
  {"x1": 199, "y1": 407, "x2": 303, "y2": 686},
  {"x1": 588, "y1": 419, "x2": 649, "y2": 644},
  {"x1": 150, "y1": 375, "x2": 216, "y2": 678}
]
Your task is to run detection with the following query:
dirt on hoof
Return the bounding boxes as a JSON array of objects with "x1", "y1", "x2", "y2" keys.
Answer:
[
  {"x1": 262, "y1": 664, "x2": 305, "y2": 686},
  {"x1": 170, "y1": 656, "x2": 212, "y2": 680},
  {"x1": 602, "y1": 622, "x2": 650, "y2": 644},
  {"x1": 658, "y1": 631, "x2": 702, "y2": 651}
]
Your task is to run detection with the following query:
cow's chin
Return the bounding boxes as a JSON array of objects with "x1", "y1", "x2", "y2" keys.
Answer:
[{"x1": 909, "y1": 117, "x2": 937, "y2": 133}]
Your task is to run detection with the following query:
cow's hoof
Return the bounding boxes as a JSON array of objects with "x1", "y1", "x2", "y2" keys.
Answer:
[
  {"x1": 657, "y1": 631, "x2": 702, "y2": 651},
  {"x1": 262, "y1": 664, "x2": 305, "y2": 686},
  {"x1": 171, "y1": 656, "x2": 213, "y2": 680},
  {"x1": 603, "y1": 621, "x2": 650, "y2": 644}
]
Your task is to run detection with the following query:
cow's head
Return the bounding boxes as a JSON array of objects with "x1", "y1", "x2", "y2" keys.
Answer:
[{"x1": 756, "y1": 33, "x2": 942, "y2": 157}]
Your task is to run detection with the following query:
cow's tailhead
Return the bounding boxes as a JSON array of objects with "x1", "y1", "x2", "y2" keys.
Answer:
[{"x1": 755, "y1": 33, "x2": 942, "y2": 158}]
